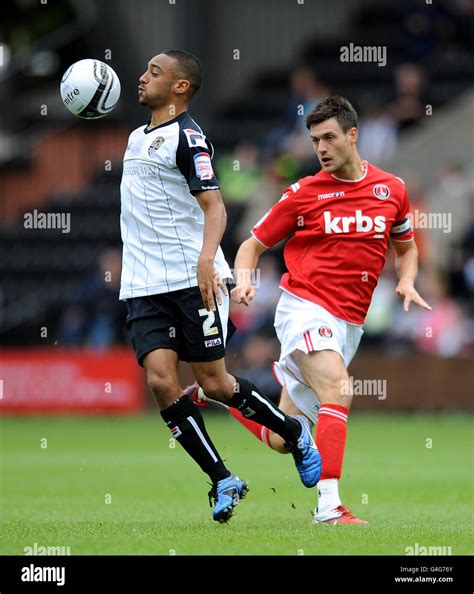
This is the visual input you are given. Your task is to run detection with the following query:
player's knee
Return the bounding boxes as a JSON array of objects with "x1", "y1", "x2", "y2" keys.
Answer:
[
  {"x1": 320, "y1": 371, "x2": 353, "y2": 407},
  {"x1": 146, "y1": 371, "x2": 178, "y2": 403}
]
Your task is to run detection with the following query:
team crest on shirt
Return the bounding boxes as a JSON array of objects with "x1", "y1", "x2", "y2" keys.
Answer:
[
  {"x1": 148, "y1": 136, "x2": 165, "y2": 156},
  {"x1": 318, "y1": 326, "x2": 333, "y2": 338},
  {"x1": 373, "y1": 184, "x2": 390, "y2": 200}
]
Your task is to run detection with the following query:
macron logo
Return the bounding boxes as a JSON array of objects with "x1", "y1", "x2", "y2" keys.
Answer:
[
  {"x1": 317, "y1": 191, "x2": 345, "y2": 200},
  {"x1": 324, "y1": 210, "x2": 386, "y2": 234}
]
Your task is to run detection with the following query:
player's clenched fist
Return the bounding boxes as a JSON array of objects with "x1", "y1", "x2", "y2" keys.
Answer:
[{"x1": 231, "y1": 284, "x2": 256, "y2": 306}]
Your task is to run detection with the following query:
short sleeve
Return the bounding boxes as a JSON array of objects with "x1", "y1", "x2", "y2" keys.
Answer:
[
  {"x1": 251, "y1": 187, "x2": 298, "y2": 248},
  {"x1": 176, "y1": 127, "x2": 219, "y2": 194},
  {"x1": 390, "y1": 185, "x2": 415, "y2": 242}
]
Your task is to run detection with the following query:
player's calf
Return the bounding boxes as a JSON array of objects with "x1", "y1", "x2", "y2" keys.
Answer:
[
  {"x1": 143, "y1": 349, "x2": 184, "y2": 409},
  {"x1": 196, "y1": 374, "x2": 235, "y2": 402},
  {"x1": 267, "y1": 430, "x2": 288, "y2": 453}
]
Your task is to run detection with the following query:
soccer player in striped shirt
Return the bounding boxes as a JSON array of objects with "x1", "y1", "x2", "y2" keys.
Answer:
[{"x1": 229, "y1": 96, "x2": 431, "y2": 524}]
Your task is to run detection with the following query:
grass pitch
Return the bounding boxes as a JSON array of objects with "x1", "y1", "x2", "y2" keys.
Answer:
[{"x1": 1, "y1": 412, "x2": 472, "y2": 555}]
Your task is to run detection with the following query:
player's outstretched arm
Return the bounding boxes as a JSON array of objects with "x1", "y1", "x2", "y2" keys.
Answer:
[
  {"x1": 196, "y1": 189, "x2": 228, "y2": 312},
  {"x1": 231, "y1": 236, "x2": 267, "y2": 306},
  {"x1": 391, "y1": 239, "x2": 432, "y2": 311}
]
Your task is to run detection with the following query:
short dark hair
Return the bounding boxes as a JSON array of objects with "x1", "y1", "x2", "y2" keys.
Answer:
[
  {"x1": 162, "y1": 50, "x2": 202, "y2": 99},
  {"x1": 305, "y1": 95, "x2": 358, "y2": 132}
]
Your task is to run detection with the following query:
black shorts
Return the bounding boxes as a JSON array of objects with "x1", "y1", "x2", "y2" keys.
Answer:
[{"x1": 125, "y1": 285, "x2": 236, "y2": 366}]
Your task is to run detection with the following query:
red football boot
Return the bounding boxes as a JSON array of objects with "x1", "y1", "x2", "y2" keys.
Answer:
[
  {"x1": 313, "y1": 505, "x2": 368, "y2": 525},
  {"x1": 183, "y1": 381, "x2": 208, "y2": 407}
]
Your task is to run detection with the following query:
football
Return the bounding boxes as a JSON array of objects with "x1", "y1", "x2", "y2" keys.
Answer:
[{"x1": 60, "y1": 59, "x2": 121, "y2": 119}]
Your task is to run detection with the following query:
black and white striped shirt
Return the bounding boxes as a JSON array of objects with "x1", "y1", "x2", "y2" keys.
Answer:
[{"x1": 119, "y1": 112, "x2": 231, "y2": 300}]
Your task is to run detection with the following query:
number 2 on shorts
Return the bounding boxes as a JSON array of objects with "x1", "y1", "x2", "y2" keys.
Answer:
[{"x1": 198, "y1": 308, "x2": 219, "y2": 337}]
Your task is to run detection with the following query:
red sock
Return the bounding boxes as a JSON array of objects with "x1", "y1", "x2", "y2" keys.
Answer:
[
  {"x1": 229, "y1": 408, "x2": 270, "y2": 445},
  {"x1": 316, "y1": 404, "x2": 349, "y2": 480}
]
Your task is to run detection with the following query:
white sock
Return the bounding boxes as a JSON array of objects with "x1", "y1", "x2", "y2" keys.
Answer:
[{"x1": 315, "y1": 478, "x2": 342, "y2": 519}]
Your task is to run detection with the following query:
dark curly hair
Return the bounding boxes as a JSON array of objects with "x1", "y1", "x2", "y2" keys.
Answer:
[{"x1": 305, "y1": 96, "x2": 358, "y2": 132}]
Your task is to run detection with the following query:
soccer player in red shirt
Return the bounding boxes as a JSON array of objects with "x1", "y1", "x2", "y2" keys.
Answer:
[{"x1": 230, "y1": 96, "x2": 431, "y2": 524}]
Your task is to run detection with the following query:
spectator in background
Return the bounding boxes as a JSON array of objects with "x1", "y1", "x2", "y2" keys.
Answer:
[
  {"x1": 262, "y1": 66, "x2": 330, "y2": 160},
  {"x1": 217, "y1": 141, "x2": 263, "y2": 257},
  {"x1": 402, "y1": 0, "x2": 472, "y2": 65},
  {"x1": 282, "y1": 68, "x2": 331, "y2": 161},
  {"x1": 414, "y1": 268, "x2": 470, "y2": 357},
  {"x1": 358, "y1": 100, "x2": 398, "y2": 165},
  {"x1": 234, "y1": 334, "x2": 281, "y2": 403},
  {"x1": 59, "y1": 248, "x2": 126, "y2": 348},
  {"x1": 401, "y1": 0, "x2": 443, "y2": 62},
  {"x1": 391, "y1": 171, "x2": 430, "y2": 265},
  {"x1": 390, "y1": 267, "x2": 470, "y2": 357},
  {"x1": 447, "y1": 206, "x2": 474, "y2": 315},
  {"x1": 460, "y1": 218, "x2": 474, "y2": 299},
  {"x1": 287, "y1": 67, "x2": 330, "y2": 133},
  {"x1": 246, "y1": 253, "x2": 282, "y2": 320},
  {"x1": 236, "y1": 159, "x2": 294, "y2": 244},
  {"x1": 427, "y1": 164, "x2": 473, "y2": 269},
  {"x1": 439, "y1": 0, "x2": 474, "y2": 64},
  {"x1": 217, "y1": 141, "x2": 262, "y2": 205},
  {"x1": 389, "y1": 63, "x2": 428, "y2": 131},
  {"x1": 230, "y1": 253, "x2": 282, "y2": 346},
  {"x1": 363, "y1": 269, "x2": 398, "y2": 345}
]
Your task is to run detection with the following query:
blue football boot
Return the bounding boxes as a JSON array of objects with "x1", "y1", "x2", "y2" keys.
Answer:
[
  {"x1": 208, "y1": 473, "x2": 249, "y2": 523},
  {"x1": 288, "y1": 416, "x2": 322, "y2": 488}
]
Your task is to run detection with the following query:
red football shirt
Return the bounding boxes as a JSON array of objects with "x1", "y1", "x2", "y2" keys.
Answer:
[{"x1": 251, "y1": 161, "x2": 414, "y2": 324}]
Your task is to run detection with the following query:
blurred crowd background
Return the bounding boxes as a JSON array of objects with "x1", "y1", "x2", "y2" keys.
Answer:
[{"x1": 0, "y1": 0, "x2": 472, "y2": 406}]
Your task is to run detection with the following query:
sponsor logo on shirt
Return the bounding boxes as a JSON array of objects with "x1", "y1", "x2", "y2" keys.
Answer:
[
  {"x1": 194, "y1": 152, "x2": 214, "y2": 180},
  {"x1": 324, "y1": 210, "x2": 386, "y2": 234},
  {"x1": 373, "y1": 184, "x2": 390, "y2": 200},
  {"x1": 317, "y1": 191, "x2": 345, "y2": 200},
  {"x1": 184, "y1": 128, "x2": 208, "y2": 149}
]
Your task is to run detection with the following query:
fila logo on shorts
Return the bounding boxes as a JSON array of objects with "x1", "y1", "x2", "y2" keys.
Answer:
[
  {"x1": 318, "y1": 326, "x2": 333, "y2": 338},
  {"x1": 205, "y1": 337, "x2": 222, "y2": 347}
]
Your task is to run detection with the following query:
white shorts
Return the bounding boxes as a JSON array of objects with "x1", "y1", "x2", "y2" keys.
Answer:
[{"x1": 273, "y1": 290, "x2": 364, "y2": 424}]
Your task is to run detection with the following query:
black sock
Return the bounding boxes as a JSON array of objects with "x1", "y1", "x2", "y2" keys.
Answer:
[
  {"x1": 161, "y1": 395, "x2": 230, "y2": 484},
  {"x1": 228, "y1": 376, "x2": 301, "y2": 446}
]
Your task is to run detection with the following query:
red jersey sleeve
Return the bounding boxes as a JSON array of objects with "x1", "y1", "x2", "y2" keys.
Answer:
[
  {"x1": 251, "y1": 187, "x2": 298, "y2": 248},
  {"x1": 390, "y1": 185, "x2": 415, "y2": 242}
]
